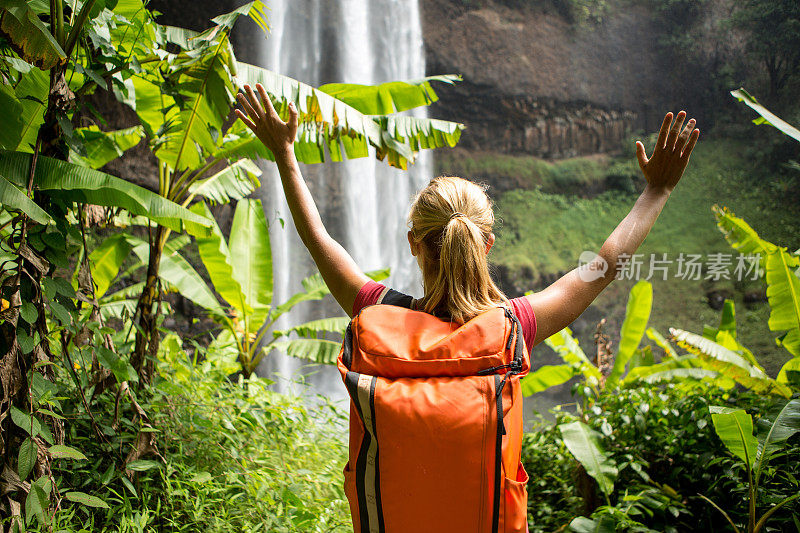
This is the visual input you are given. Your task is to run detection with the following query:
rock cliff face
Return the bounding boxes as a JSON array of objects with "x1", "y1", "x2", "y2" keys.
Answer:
[
  {"x1": 439, "y1": 90, "x2": 637, "y2": 158},
  {"x1": 420, "y1": 0, "x2": 727, "y2": 158}
]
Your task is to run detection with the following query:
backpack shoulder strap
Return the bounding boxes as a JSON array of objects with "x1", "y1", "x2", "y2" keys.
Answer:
[{"x1": 377, "y1": 287, "x2": 414, "y2": 310}]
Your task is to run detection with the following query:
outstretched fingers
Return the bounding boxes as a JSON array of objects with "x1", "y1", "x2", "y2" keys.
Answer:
[
  {"x1": 675, "y1": 118, "x2": 696, "y2": 153},
  {"x1": 235, "y1": 108, "x2": 256, "y2": 131},
  {"x1": 236, "y1": 91, "x2": 259, "y2": 122},
  {"x1": 256, "y1": 83, "x2": 282, "y2": 122},
  {"x1": 286, "y1": 101, "x2": 299, "y2": 139},
  {"x1": 247, "y1": 85, "x2": 267, "y2": 121},
  {"x1": 635, "y1": 140, "x2": 649, "y2": 171},
  {"x1": 681, "y1": 128, "x2": 700, "y2": 159},
  {"x1": 655, "y1": 112, "x2": 673, "y2": 151},
  {"x1": 665, "y1": 110, "x2": 686, "y2": 151}
]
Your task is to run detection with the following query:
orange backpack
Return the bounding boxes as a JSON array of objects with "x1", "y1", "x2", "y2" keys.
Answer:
[{"x1": 337, "y1": 303, "x2": 531, "y2": 533}]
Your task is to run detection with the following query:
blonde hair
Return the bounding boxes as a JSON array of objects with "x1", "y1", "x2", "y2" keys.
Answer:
[{"x1": 408, "y1": 175, "x2": 508, "y2": 323}]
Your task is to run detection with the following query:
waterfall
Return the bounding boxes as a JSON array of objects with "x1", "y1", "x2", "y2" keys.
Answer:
[{"x1": 255, "y1": 0, "x2": 431, "y2": 396}]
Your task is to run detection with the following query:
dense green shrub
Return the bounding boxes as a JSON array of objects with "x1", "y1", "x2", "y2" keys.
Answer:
[
  {"x1": 522, "y1": 385, "x2": 800, "y2": 532},
  {"x1": 25, "y1": 337, "x2": 350, "y2": 532},
  {"x1": 522, "y1": 415, "x2": 584, "y2": 532}
]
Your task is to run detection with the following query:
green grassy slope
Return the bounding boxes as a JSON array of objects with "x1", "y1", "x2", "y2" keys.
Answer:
[{"x1": 449, "y1": 139, "x2": 799, "y2": 375}]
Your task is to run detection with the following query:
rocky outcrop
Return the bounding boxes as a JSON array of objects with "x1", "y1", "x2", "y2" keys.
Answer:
[
  {"x1": 435, "y1": 86, "x2": 637, "y2": 158},
  {"x1": 420, "y1": 0, "x2": 735, "y2": 158}
]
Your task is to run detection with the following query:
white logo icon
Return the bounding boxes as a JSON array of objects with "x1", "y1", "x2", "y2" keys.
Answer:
[{"x1": 577, "y1": 251, "x2": 608, "y2": 282}]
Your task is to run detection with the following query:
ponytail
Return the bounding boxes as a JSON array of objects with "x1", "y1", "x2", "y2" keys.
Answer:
[{"x1": 409, "y1": 176, "x2": 508, "y2": 322}]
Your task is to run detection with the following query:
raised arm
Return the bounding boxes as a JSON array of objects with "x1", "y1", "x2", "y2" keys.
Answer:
[
  {"x1": 525, "y1": 111, "x2": 699, "y2": 346},
  {"x1": 236, "y1": 84, "x2": 369, "y2": 316}
]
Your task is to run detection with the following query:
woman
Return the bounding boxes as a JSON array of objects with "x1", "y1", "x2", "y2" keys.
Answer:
[{"x1": 236, "y1": 84, "x2": 698, "y2": 531}]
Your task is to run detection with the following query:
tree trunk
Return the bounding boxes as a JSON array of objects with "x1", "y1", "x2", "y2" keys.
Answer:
[
  {"x1": 131, "y1": 226, "x2": 166, "y2": 385},
  {"x1": 2, "y1": 64, "x2": 72, "y2": 475}
]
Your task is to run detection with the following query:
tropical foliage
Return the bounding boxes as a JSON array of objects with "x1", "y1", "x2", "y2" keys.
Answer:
[
  {"x1": 0, "y1": 0, "x2": 797, "y2": 529},
  {"x1": 518, "y1": 93, "x2": 800, "y2": 532},
  {"x1": 0, "y1": 0, "x2": 463, "y2": 527}
]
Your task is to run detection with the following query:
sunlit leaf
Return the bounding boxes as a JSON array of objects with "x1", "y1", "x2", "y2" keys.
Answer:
[
  {"x1": 65, "y1": 491, "x2": 109, "y2": 508},
  {"x1": 709, "y1": 406, "x2": 758, "y2": 469},
  {"x1": 607, "y1": 280, "x2": 652, "y2": 388},
  {"x1": 0, "y1": 0, "x2": 66, "y2": 69},
  {"x1": 71, "y1": 126, "x2": 144, "y2": 169},
  {"x1": 272, "y1": 338, "x2": 342, "y2": 365},
  {"x1": 559, "y1": 421, "x2": 617, "y2": 497},
  {"x1": 0, "y1": 150, "x2": 211, "y2": 231},
  {"x1": 731, "y1": 88, "x2": 800, "y2": 142},
  {"x1": 273, "y1": 316, "x2": 350, "y2": 339},
  {"x1": 186, "y1": 158, "x2": 261, "y2": 204},
  {"x1": 185, "y1": 202, "x2": 249, "y2": 313},
  {"x1": 229, "y1": 198, "x2": 272, "y2": 309},
  {"x1": 318, "y1": 75, "x2": 460, "y2": 115},
  {"x1": 520, "y1": 364, "x2": 575, "y2": 396},
  {"x1": 84, "y1": 233, "x2": 134, "y2": 298},
  {"x1": 0, "y1": 171, "x2": 52, "y2": 224}
]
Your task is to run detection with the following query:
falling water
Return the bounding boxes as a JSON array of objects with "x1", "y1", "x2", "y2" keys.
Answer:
[{"x1": 255, "y1": 1, "x2": 431, "y2": 397}]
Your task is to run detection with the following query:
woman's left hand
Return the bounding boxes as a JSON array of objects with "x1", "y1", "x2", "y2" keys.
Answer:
[
  {"x1": 636, "y1": 110, "x2": 699, "y2": 192},
  {"x1": 236, "y1": 83, "x2": 298, "y2": 158}
]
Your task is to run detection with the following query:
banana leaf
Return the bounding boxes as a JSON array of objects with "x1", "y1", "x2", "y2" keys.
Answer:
[
  {"x1": 719, "y1": 299, "x2": 736, "y2": 336},
  {"x1": 273, "y1": 316, "x2": 350, "y2": 340},
  {"x1": 318, "y1": 75, "x2": 460, "y2": 115},
  {"x1": 765, "y1": 249, "x2": 800, "y2": 334},
  {"x1": 232, "y1": 63, "x2": 464, "y2": 169},
  {"x1": 709, "y1": 406, "x2": 758, "y2": 469},
  {"x1": 714, "y1": 206, "x2": 800, "y2": 356},
  {"x1": 129, "y1": 75, "x2": 179, "y2": 139},
  {"x1": 777, "y1": 356, "x2": 800, "y2": 385},
  {"x1": 520, "y1": 364, "x2": 575, "y2": 396},
  {"x1": 640, "y1": 368, "x2": 719, "y2": 385},
  {"x1": 210, "y1": 1, "x2": 268, "y2": 34},
  {"x1": 271, "y1": 268, "x2": 390, "y2": 321},
  {"x1": 129, "y1": 236, "x2": 222, "y2": 313},
  {"x1": 754, "y1": 398, "x2": 800, "y2": 486},
  {"x1": 0, "y1": 171, "x2": 52, "y2": 224},
  {"x1": 102, "y1": 282, "x2": 145, "y2": 302},
  {"x1": 606, "y1": 280, "x2": 653, "y2": 388},
  {"x1": 672, "y1": 328, "x2": 791, "y2": 397},
  {"x1": 71, "y1": 126, "x2": 144, "y2": 169},
  {"x1": 545, "y1": 327, "x2": 602, "y2": 383},
  {"x1": 1, "y1": 66, "x2": 47, "y2": 152},
  {"x1": 154, "y1": 34, "x2": 237, "y2": 171},
  {"x1": 185, "y1": 201, "x2": 249, "y2": 314},
  {"x1": 777, "y1": 330, "x2": 800, "y2": 358},
  {"x1": 671, "y1": 328, "x2": 765, "y2": 377},
  {"x1": 271, "y1": 338, "x2": 342, "y2": 365},
  {"x1": 0, "y1": 84, "x2": 26, "y2": 152},
  {"x1": 713, "y1": 205, "x2": 776, "y2": 259},
  {"x1": 731, "y1": 88, "x2": 800, "y2": 142},
  {"x1": 0, "y1": 0, "x2": 66, "y2": 69},
  {"x1": 110, "y1": 0, "x2": 156, "y2": 60},
  {"x1": 569, "y1": 516, "x2": 617, "y2": 533},
  {"x1": 99, "y1": 299, "x2": 137, "y2": 320},
  {"x1": 84, "y1": 233, "x2": 134, "y2": 298},
  {"x1": 229, "y1": 198, "x2": 272, "y2": 310},
  {"x1": 645, "y1": 327, "x2": 676, "y2": 358},
  {"x1": 0, "y1": 150, "x2": 210, "y2": 231},
  {"x1": 558, "y1": 421, "x2": 617, "y2": 499},
  {"x1": 186, "y1": 158, "x2": 261, "y2": 204}
]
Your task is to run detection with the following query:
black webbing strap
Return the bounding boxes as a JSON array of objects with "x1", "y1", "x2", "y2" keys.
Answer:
[{"x1": 491, "y1": 373, "x2": 504, "y2": 533}]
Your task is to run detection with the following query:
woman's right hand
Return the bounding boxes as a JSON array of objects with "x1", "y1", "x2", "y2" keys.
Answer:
[
  {"x1": 235, "y1": 83, "x2": 298, "y2": 157},
  {"x1": 635, "y1": 110, "x2": 699, "y2": 192}
]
